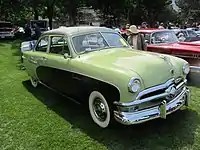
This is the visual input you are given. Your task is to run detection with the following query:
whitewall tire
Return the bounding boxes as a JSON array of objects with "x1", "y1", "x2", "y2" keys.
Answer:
[
  {"x1": 89, "y1": 91, "x2": 111, "y2": 128},
  {"x1": 30, "y1": 77, "x2": 39, "y2": 88}
]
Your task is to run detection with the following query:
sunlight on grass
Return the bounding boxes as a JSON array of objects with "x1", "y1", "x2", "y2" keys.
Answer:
[{"x1": 0, "y1": 41, "x2": 200, "y2": 150}]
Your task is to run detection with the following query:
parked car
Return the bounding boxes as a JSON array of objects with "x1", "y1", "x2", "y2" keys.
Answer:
[
  {"x1": 22, "y1": 26, "x2": 190, "y2": 128},
  {"x1": 0, "y1": 21, "x2": 15, "y2": 39},
  {"x1": 172, "y1": 28, "x2": 200, "y2": 42},
  {"x1": 139, "y1": 28, "x2": 200, "y2": 74},
  {"x1": 195, "y1": 30, "x2": 200, "y2": 36}
]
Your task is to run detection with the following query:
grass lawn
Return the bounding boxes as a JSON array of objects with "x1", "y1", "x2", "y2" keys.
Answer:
[{"x1": 0, "y1": 40, "x2": 200, "y2": 150}]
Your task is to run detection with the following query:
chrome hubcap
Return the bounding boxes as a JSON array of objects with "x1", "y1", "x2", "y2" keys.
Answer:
[{"x1": 93, "y1": 98, "x2": 107, "y2": 122}]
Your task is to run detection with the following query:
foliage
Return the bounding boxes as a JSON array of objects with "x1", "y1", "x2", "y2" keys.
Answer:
[
  {"x1": 177, "y1": 0, "x2": 200, "y2": 22},
  {"x1": 0, "y1": 0, "x2": 179, "y2": 27}
]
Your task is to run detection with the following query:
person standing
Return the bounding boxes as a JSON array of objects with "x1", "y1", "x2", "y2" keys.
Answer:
[
  {"x1": 33, "y1": 23, "x2": 41, "y2": 40},
  {"x1": 24, "y1": 24, "x2": 32, "y2": 41},
  {"x1": 158, "y1": 23, "x2": 165, "y2": 29},
  {"x1": 126, "y1": 25, "x2": 147, "y2": 51}
]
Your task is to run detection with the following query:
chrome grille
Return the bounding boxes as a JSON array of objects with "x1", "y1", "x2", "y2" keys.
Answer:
[{"x1": 135, "y1": 78, "x2": 186, "y2": 111}]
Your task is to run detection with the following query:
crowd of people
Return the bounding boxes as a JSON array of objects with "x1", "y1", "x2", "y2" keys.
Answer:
[{"x1": 111, "y1": 21, "x2": 200, "y2": 51}]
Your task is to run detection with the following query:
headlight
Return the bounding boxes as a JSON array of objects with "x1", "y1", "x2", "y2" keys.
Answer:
[
  {"x1": 128, "y1": 78, "x2": 141, "y2": 93},
  {"x1": 183, "y1": 63, "x2": 190, "y2": 75}
]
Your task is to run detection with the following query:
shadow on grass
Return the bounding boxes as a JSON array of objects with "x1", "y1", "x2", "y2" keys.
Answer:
[
  {"x1": 23, "y1": 80, "x2": 199, "y2": 150},
  {"x1": 11, "y1": 40, "x2": 22, "y2": 56}
]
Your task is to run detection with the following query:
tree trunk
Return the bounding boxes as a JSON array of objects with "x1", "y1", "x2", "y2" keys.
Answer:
[
  {"x1": 47, "y1": 6, "x2": 53, "y2": 29},
  {"x1": 34, "y1": 8, "x2": 39, "y2": 20},
  {"x1": 68, "y1": 1, "x2": 77, "y2": 26}
]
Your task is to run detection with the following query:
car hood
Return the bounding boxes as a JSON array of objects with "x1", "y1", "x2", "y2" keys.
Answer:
[
  {"x1": 148, "y1": 42, "x2": 200, "y2": 53},
  {"x1": 79, "y1": 48, "x2": 181, "y2": 88}
]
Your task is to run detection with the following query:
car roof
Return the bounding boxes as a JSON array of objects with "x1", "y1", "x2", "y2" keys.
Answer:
[
  {"x1": 172, "y1": 29, "x2": 186, "y2": 31},
  {"x1": 139, "y1": 28, "x2": 169, "y2": 33},
  {"x1": 42, "y1": 26, "x2": 115, "y2": 36}
]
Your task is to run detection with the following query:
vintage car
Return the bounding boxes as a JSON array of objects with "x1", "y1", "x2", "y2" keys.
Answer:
[
  {"x1": 172, "y1": 29, "x2": 200, "y2": 42},
  {"x1": 0, "y1": 21, "x2": 15, "y2": 39},
  {"x1": 22, "y1": 26, "x2": 190, "y2": 128},
  {"x1": 139, "y1": 28, "x2": 200, "y2": 74}
]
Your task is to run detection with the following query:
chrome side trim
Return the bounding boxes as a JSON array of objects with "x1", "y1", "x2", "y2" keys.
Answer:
[{"x1": 173, "y1": 54, "x2": 200, "y2": 59}]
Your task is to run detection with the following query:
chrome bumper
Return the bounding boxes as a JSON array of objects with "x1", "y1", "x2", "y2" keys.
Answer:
[
  {"x1": 114, "y1": 87, "x2": 190, "y2": 125},
  {"x1": 190, "y1": 66, "x2": 200, "y2": 73}
]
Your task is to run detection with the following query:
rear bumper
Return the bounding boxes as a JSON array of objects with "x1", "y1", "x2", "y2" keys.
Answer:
[{"x1": 114, "y1": 87, "x2": 190, "y2": 125}]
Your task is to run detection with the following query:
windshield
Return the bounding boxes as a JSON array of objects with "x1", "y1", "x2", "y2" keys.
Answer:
[
  {"x1": 151, "y1": 31, "x2": 179, "y2": 44},
  {"x1": 187, "y1": 30, "x2": 198, "y2": 37},
  {"x1": 72, "y1": 32, "x2": 129, "y2": 54},
  {"x1": 0, "y1": 23, "x2": 12, "y2": 28}
]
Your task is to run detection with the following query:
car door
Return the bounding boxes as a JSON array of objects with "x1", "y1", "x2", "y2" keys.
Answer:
[
  {"x1": 36, "y1": 35, "x2": 75, "y2": 98},
  {"x1": 23, "y1": 35, "x2": 49, "y2": 80}
]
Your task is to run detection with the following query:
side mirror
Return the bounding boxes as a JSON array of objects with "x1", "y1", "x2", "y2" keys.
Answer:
[{"x1": 64, "y1": 53, "x2": 69, "y2": 59}]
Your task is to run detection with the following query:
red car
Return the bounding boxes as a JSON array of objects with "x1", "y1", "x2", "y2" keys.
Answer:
[
  {"x1": 139, "y1": 28, "x2": 200, "y2": 74},
  {"x1": 0, "y1": 21, "x2": 15, "y2": 39}
]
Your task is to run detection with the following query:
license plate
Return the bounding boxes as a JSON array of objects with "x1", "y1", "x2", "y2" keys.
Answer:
[
  {"x1": 1, "y1": 35, "x2": 5, "y2": 38},
  {"x1": 159, "y1": 100, "x2": 167, "y2": 119}
]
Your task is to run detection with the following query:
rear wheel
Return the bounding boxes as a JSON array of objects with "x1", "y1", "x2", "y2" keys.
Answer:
[
  {"x1": 30, "y1": 76, "x2": 39, "y2": 88},
  {"x1": 89, "y1": 91, "x2": 112, "y2": 128}
]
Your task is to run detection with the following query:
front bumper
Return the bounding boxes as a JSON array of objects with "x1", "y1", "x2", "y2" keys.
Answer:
[{"x1": 114, "y1": 87, "x2": 190, "y2": 125}]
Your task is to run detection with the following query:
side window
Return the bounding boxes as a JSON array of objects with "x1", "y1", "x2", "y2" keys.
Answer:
[
  {"x1": 188, "y1": 30, "x2": 197, "y2": 37},
  {"x1": 35, "y1": 36, "x2": 49, "y2": 52},
  {"x1": 49, "y1": 36, "x2": 70, "y2": 55}
]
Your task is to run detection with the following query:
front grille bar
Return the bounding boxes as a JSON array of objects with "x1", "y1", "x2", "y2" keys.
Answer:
[{"x1": 114, "y1": 78, "x2": 187, "y2": 107}]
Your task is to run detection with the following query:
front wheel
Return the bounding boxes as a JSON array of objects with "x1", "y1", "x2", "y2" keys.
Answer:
[
  {"x1": 30, "y1": 76, "x2": 39, "y2": 88},
  {"x1": 89, "y1": 91, "x2": 112, "y2": 128}
]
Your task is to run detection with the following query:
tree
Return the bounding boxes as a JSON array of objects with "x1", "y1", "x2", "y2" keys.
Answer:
[{"x1": 177, "y1": 0, "x2": 200, "y2": 22}]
